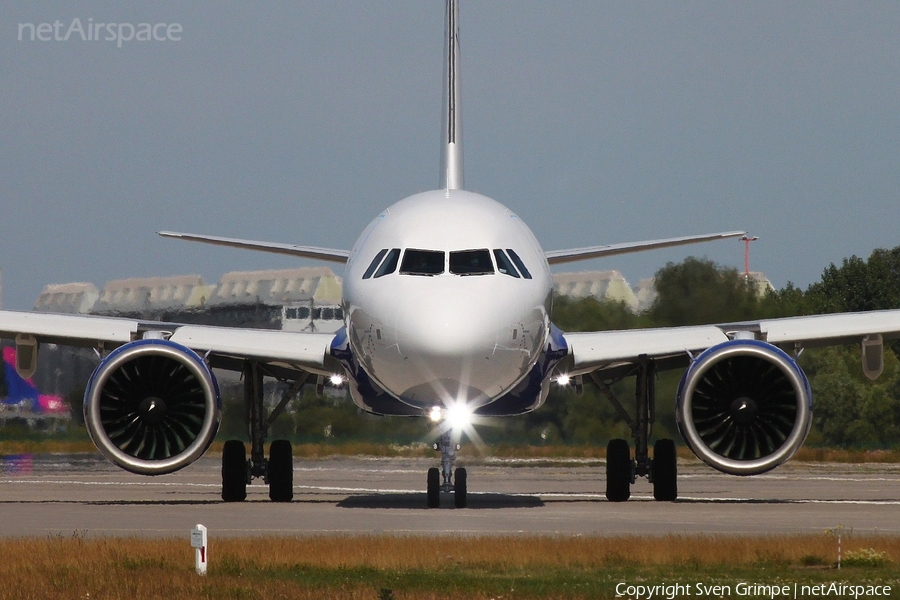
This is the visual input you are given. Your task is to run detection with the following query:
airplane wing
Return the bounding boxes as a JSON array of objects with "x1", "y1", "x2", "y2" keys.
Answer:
[
  {"x1": 158, "y1": 231, "x2": 351, "y2": 263},
  {"x1": 559, "y1": 308, "x2": 900, "y2": 482},
  {"x1": 545, "y1": 231, "x2": 746, "y2": 265},
  {"x1": 0, "y1": 309, "x2": 337, "y2": 376},
  {"x1": 0, "y1": 308, "x2": 339, "y2": 478},
  {"x1": 561, "y1": 309, "x2": 900, "y2": 376}
]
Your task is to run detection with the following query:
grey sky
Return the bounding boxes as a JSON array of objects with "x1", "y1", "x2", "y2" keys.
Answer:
[{"x1": 2, "y1": 2, "x2": 898, "y2": 311}]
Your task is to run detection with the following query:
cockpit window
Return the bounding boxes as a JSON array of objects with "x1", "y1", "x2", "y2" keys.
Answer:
[
  {"x1": 400, "y1": 249, "x2": 445, "y2": 276},
  {"x1": 449, "y1": 249, "x2": 494, "y2": 276},
  {"x1": 362, "y1": 248, "x2": 389, "y2": 279},
  {"x1": 373, "y1": 248, "x2": 401, "y2": 278},
  {"x1": 506, "y1": 249, "x2": 532, "y2": 279},
  {"x1": 493, "y1": 249, "x2": 520, "y2": 278}
]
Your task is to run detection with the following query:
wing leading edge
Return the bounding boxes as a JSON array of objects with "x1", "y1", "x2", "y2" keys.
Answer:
[
  {"x1": 560, "y1": 308, "x2": 900, "y2": 376},
  {"x1": 545, "y1": 231, "x2": 746, "y2": 265},
  {"x1": 0, "y1": 309, "x2": 336, "y2": 376},
  {"x1": 158, "y1": 231, "x2": 351, "y2": 264}
]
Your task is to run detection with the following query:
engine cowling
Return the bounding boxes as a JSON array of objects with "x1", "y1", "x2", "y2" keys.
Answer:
[
  {"x1": 676, "y1": 339, "x2": 812, "y2": 476},
  {"x1": 84, "y1": 339, "x2": 221, "y2": 475}
]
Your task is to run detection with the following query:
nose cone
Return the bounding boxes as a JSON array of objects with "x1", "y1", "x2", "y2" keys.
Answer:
[
  {"x1": 379, "y1": 283, "x2": 543, "y2": 407},
  {"x1": 347, "y1": 274, "x2": 549, "y2": 410},
  {"x1": 400, "y1": 289, "x2": 496, "y2": 358},
  {"x1": 382, "y1": 289, "x2": 497, "y2": 404}
]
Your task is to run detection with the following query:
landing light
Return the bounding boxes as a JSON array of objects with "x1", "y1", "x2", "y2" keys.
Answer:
[
  {"x1": 445, "y1": 401, "x2": 473, "y2": 430},
  {"x1": 429, "y1": 402, "x2": 474, "y2": 433},
  {"x1": 556, "y1": 374, "x2": 571, "y2": 386},
  {"x1": 329, "y1": 374, "x2": 346, "y2": 387}
]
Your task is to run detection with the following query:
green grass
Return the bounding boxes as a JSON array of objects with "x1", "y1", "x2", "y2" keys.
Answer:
[{"x1": 0, "y1": 535, "x2": 896, "y2": 599}]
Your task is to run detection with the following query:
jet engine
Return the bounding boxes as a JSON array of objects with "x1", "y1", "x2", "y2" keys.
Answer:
[
  {"x1": 676, "y1": 339, "x2": 811, "y2": 476},
  {"x1": 84, "y1": 339, "x2": 221, "y2": 475}
]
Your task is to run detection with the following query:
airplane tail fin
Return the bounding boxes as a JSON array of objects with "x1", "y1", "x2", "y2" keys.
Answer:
[{"x1": 440, "y1": 0, "x2": 464, "y2": 190}]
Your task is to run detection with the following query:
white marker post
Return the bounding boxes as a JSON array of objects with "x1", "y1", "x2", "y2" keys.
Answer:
[{"x1": 191, "y1": 524, "x2": 208, "y2": 575}]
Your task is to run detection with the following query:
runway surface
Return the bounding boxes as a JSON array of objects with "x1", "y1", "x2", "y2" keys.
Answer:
[{"x1": 1, "y1": 453, "x2": 899, "y2": 538}]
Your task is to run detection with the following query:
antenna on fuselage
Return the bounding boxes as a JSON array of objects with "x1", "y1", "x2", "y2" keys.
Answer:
[{"x1": 440, "y1": 0, "x2": 464, "y2": 191}]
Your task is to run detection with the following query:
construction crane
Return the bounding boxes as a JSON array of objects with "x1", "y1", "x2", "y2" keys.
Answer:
[{"x1": 740, "y1": 235, "x2": 759, "y2": 278}]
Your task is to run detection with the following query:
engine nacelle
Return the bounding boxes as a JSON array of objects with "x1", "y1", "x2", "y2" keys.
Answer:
[
  {"x1": 676, "y1": 340, "x2": 812, "y2": 476},
  {"x1": 84, "y1": 339, "x2": 221, "y2": 475}
]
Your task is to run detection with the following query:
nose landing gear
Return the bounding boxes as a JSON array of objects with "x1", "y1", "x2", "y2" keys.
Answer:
[{"x1": 427, "y1": 430, "x2": 467, "y2": 508}]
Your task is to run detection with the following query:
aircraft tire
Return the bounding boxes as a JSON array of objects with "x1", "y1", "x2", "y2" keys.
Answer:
[
  {"x1": 652, "y1": 439, "x2": 678, "y2": 501},
  {"x1": 221, "y1": 439, "x2": 247, "y2": 502},
  {"x1": 605, "y1": 438, "x2": 631, "y2": 502},
  {"x1": 427, "y1": 467, "x2": 440, "y2": 508},
  {"x1": 268, "y1": 439, "x2": 294, "y2": 502},
  {"x1": 454, "y1": 467, "x2": 467, "y2": 508}
]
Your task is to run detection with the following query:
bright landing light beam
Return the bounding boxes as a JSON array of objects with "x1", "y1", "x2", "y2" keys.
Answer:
[{"x1": 444, "y1": 401, "x2": 474, "y2": 430}]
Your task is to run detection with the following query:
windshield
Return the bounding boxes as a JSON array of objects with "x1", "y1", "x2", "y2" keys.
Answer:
[
  {"x1": 449, "y1": 249, "x2": 494, "y2": 276},
  {"x1": 400, "y1": 249, "x2": 445, "y2": 276},
  {"x1": 373, "y1": 248, "x2": 401, "y2": 278}
]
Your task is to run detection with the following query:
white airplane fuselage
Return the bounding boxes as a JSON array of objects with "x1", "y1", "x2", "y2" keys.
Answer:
[{"x1": 341, "y1": 188, "x2": 554, "y2": 414}]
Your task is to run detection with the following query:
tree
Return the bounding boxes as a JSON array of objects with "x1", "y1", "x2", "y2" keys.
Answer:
[
  {"x1": 648, "y1": 257, "x2": 761, "y2": 326},
  {"x1": 550, "y1": 295, "x2": 643, "y2": 332},
  {"x1": 758, "y1": 281, "x2": 812, "y2": 318},
  {"x1": 807, "y1": 247, "x2": 900, "y2": 314},
  {"x1": 803, "y1": 345, "x2": 900, "y2": 447}
]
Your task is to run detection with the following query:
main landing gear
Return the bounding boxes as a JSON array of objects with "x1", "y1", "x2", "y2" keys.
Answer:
[
  {"x1": 427, "y1": 430, "x2": 467, "y2": 508},
  {"x1": 221, "y1": 361, "x2": 306, "y2": 503},
  {"x1": 589, "y1": 358, "x2": 678, "y2": 502}
]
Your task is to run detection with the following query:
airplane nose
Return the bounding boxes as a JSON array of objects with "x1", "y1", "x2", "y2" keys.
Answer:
[
  {"x1": 381, "y1": 288, "x2": 513, "y2": 404},
  {"x1": 353, "y1": 279, "x2": 545, "y2": 407},
  {"x1": 397, "y1": 290, "x2": 497, "y2": 358}
]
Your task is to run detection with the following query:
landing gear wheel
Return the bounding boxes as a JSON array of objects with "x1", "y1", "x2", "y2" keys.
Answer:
[
  {"x1": 651, "y1": 439, "x2": 678, "y2": 501},
  {"x1": 454, "y1": 467, "x2": 467, "y2": 508},
  {"x1": 222, "y1": 439, "x2": 247, "y2": 502},
  {"x1": 605, "y1": 438, "x2": 632, "y2": 502},
  {"x1": 427, "y1": 467, "x2": 440, "y2": 508},
  {"x1": 268, "y1": 439, "x2": 293, "y2": 502}
]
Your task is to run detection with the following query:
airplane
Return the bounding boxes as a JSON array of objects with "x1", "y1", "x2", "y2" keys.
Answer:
[
  {"x1": 2, "y1": 0, "x2": 900, "y2": 508},
  {"x1": 1, "y1": 345, "x2": 67, "y2": 417}
]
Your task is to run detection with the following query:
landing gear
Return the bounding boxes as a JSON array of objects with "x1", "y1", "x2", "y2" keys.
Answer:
[
  {"x1": 221, "y1": 439, "x2": 248, "y2": 502},
  {"x1": 454, "y1": 467, "x2": 467, "y2": 508},
  {"x1": 605, "y1": 438, "x2": 632, "y2": 502},
  {"x1": 219, "y1": 361, "x2": 306, "y2": 502},
  {"x1": 591, "y1": 358, "x2": 679, "y2": 501},
  {"x1": 426, "y1": 429, "x2": 467, "y2": 508},
  {"x1": 427, "y1": 467, "x2": 440, "y2": 508},
  {"x1": 268, "y1": 439, "x2": 294, "y2": 502},
  {"x1": 651, "y1": 439, "x2": 677, "y2": 501}
]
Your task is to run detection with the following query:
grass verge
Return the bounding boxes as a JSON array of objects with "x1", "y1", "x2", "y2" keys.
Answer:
[{"x1": 0, "y1": 534, "x2": 896, "y2": 599}]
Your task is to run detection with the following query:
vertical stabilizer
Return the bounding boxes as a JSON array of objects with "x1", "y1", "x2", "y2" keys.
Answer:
[{"x1": 440, "y1": 0, "x2": 464, "y2": 190}]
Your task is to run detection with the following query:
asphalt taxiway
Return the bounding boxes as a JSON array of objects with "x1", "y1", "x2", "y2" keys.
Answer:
[{"x1": 1, "y1": 454, "x2": 898, "y2": 538}]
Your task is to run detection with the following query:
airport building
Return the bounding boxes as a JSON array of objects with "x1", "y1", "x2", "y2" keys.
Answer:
[
  {"x1": 33, "y1": 267, "x2": 345, "y2": 333},
  {"x1": 551, "y1": 270, "x2": 772, "y2": 313},
  {"x1": 552, "y1": 270, "x2": 648, "y2": 312}
]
